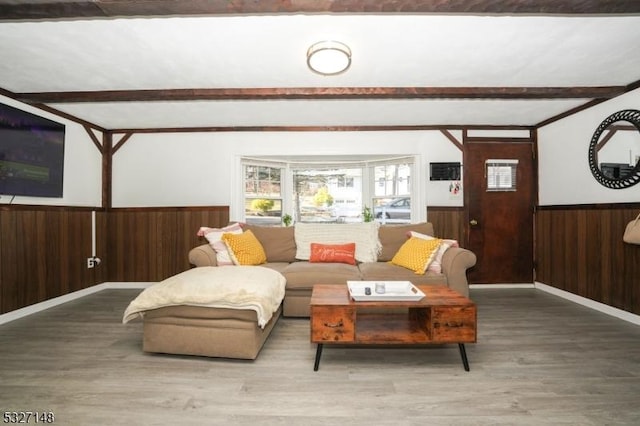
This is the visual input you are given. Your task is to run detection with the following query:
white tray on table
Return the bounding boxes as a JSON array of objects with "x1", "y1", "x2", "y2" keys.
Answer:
[{"x1": 347, "y1": 281, "x2": 425, "y2": 301}]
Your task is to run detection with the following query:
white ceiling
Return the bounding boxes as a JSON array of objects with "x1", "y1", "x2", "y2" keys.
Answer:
[{"x1": 1, "y1": 12, "x2": 639, "y2": 130}]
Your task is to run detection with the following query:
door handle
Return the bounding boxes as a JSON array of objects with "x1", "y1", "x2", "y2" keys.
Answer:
[{"x1": 469, "y1": 219, "x2": 478, "y2": 226}]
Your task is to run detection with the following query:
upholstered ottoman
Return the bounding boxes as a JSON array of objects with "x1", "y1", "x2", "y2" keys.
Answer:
[
  {"x1": 123, "y1": 266, "x2": 286, "y2": 360},
  {"x1": 142, "y1": 304, "x2": 281, "y2": 359}
]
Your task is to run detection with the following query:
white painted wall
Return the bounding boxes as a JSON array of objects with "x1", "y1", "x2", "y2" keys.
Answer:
[
  {"x1": 0, "y1": 95, "x2": 103, "y2": 207},
  {"x1": 538, "y1": 88, "x2": 640, "y2": 205},
  {"x1": 111, "y1": 130, "x2": 465, "y2": 209}
]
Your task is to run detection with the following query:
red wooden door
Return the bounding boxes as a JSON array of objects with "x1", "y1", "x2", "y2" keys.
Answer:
[{"x1": 464, "y1": 142, "x2": 535, "y2": 284}]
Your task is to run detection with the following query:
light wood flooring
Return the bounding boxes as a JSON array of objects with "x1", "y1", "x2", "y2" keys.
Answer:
[{"x1": 1, "y1": 288, "x2": 639, "y2": 425}]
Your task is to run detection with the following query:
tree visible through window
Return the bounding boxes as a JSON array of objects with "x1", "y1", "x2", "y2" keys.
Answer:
[
  {"x1": 293, "y1": 167, "x2": 362, "y2": 223},
  {"x1": 244, "y1": 164, "x2": 283, "y2": 225}
]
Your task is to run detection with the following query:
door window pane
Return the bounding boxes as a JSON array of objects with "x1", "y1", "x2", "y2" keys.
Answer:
[{"x1": 486, "y1": 159, "x2": 518, "y2": 192}]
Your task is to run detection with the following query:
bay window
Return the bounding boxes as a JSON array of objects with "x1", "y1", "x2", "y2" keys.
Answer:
[{"x1": 239, "y1": 156, "x2": 419, "y2": 225}]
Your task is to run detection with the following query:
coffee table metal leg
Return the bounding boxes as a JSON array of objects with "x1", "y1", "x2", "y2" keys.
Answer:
[
  {"x1": 313, "y1": 344, "x2": 323, "y2": 371},
  {"x1": 458, "y1": 344, "x2": 470, "y2": 372}
]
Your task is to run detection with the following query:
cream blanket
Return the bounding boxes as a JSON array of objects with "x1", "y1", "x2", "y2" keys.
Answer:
[{"x1": 122, "y1": 266, "x2": 286, "y2": 328}]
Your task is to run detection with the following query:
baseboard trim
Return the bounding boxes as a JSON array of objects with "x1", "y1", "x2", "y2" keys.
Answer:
[
  {"x1": 0, "y1": 282, "x2": 153, "y2": 325},
  {"x1": 534, "y1": 282, "x2": 640, "y2": 326},
  {"x1": 469, "y1": 283, "x2": 536, "y2": 289},
  {"x1": 2, "y1": 281, "x2": 639, "y2": 327}
]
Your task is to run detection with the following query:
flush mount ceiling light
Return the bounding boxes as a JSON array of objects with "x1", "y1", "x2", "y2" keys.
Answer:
[{"x1": 307, "y1": 41, "x2": 352, "y2": 76}]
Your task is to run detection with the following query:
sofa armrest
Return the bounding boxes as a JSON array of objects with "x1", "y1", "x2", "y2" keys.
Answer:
[
  {"x1": 440, "y1": 247, "x2": 477, "y2": 297},
  {"x1": 188, "y1": 244, "x2": 218, "y2": 267}
]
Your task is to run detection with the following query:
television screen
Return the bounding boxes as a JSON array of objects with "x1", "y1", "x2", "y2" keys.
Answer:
[
  {"x1": 0, "y1": 102, "x2": 65, "y2": 198},
  {"x1": 430, "y1": 162, "x2": 461, "y2": 181}
]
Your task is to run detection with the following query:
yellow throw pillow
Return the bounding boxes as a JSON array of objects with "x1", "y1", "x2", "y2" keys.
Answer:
[
  {"x1": 221, "y1": 230, "x2": 267, "y2": 266},
  {"x1": 390, "y1": 237, "x2": 442, "y2": 274}
]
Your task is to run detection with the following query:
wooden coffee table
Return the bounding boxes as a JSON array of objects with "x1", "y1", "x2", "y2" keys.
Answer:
[{"x1": 310, "y1": 284, "x2": 476, "y2": 371}]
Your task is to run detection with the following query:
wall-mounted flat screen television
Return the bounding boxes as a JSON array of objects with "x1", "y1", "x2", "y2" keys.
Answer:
[{"x1": 0, "y1": 102, "x2": 65, "y2": 198}]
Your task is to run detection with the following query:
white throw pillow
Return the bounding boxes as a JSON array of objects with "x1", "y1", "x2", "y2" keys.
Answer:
[
  {"x1": 408, "y1": 231, "x2": 459, "y2": 274},
  {"x1": 197, "y1": 223, "x2": 243, "y2": 266}
]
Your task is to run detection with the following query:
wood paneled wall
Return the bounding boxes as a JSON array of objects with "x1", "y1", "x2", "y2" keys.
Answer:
[
  {"x1": 536, "y1": 204, "x2": 640, "y2": 315},
  {"x1": 0, "y1": 206, "x2": 108, "y2": 314},
  {"x1": 0, "y1": 205, "x2": 228, "y2": 314},
  {"x1": 427, "y1": 206, "x2": 467, "y2": 244},
  {"x1": 106, "y1": 207, "x2": 229, "y2": 282},
  {"x1": 4, "y1": 203, "x2": 639, "y2": 317},
  {"x1": 1, "y1": 204, "x2": 453, "y2": 314}
]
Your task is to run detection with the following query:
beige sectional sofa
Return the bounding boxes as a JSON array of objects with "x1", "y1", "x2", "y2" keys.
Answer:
[{"x1": 188, "y1": 222, "x2": 477, "y2": 317}]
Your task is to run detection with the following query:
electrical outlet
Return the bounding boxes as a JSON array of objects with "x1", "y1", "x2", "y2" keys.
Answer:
[{"x1": 87, "y1": 257, "x2": 95, "y2": 269}]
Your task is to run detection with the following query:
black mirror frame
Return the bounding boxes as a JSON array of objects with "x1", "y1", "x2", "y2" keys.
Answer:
[{"x1": 588, "y1": 109, "x2": 640, "y2": 189}]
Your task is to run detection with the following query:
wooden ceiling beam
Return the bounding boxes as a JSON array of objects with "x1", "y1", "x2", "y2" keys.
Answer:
[
  {"x1": 15, "y1": 86, "x2": 626, "y2": 104},
  {"x1": 107, "y1": 124, "x2": 534, "y2": 134},
  {"x1": 1, "y1": 0, "x2": 640, "y2": 21}
]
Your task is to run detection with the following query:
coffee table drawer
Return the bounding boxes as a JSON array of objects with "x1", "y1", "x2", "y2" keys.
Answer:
[
  {"x1": 311, "y1": 307, "x2": 355, "y2": 342},
  {"x1": 431, "y1": 306, "x2": 476, "y2": 342}
]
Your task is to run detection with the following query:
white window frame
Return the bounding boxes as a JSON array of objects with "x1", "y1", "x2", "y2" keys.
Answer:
[
  {"x1": 232, "y1": 157, "x2": 289, "y2": 222},
  {"x1": 365, "y1": 156, "x2": 421, "y2": 224},
  {"x1": 233, "y1": 155, "x2": 425, "y2": 224},
  {"x1": 486, "y1": 159, "x2": 518, "y2": 192},
  {"x1": 291, "y1": 163, "x2": 364, "y2": 223}
]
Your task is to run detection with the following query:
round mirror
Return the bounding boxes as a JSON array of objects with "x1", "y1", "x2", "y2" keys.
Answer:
[{"x1": 588, "y1": 109, "x2": 640, "y2": 189}]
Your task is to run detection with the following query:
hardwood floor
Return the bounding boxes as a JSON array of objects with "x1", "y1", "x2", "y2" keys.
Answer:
[{"x1": 1, "y1": 288, "x2": 639, "y2": 425}]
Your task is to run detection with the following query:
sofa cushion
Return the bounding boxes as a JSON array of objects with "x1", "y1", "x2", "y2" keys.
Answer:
[
  {"x1": 390, "y1": 237, "x2": 442, "y2": 274},
  {"x1": 241, "y1": 224, "x2": 297, "y2": 263},
  {"x1": 257, "y1": 262, "x2": 291, "y2": 274},
  {"x1": 310, "y1": 243, "x2": 356, "y2": 265},
  {"x1": 377, "y1": 222, "x2": 435, "y2": 261},
  {"x1": 358, "y1": 262, "x2": 446, "y2": 285},
  {"x1": 144, "y1": 305, "x2": 258, "y2": 322},
  {"x1": 282, "y1": 262, "x2": 362, "y2": 290}
]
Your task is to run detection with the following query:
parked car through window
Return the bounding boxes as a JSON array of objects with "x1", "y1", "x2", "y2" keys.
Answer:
[{"x1": 375, "y1": 197, "x2": 410, "y2": 219}]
